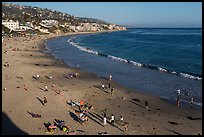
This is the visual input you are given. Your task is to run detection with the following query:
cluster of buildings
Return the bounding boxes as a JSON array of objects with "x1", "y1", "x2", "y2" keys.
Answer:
[
  {"x1": 2, "y1": 19, "x2": 57, "y2": 34},
  {"x1": 67, "y1": 23, "x2": 126, "y2": 32},
  {"x1": 2, "y1": 3, "x2": 127, "y2": 36},
  {"x1": 2, "y1": 20, "x2": 33, "y2": 31},
  {"x1": 2, "y1": 19, "x2": 126, "y2": 35}
]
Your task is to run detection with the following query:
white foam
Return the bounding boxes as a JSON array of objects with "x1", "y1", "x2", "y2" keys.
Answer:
[
  {"x1": 180, "y1": 73, "x2": 202, "y2": 80},
  {"x1": 129, "y1": 61, "x2": 143, "y2": 67},
  {"x1": 68, "y1": 38, "x2": 98, "y2": 55},
  {"x1": 107, "y1": 55, "x2": 128, "y2": 63},
  {"x1": 171, "y1": 71, "x2": 177, "y2": 74},
  {"x1": 67, "y1": 37, "x2": 202, "y2": 81},
  {"x1": 158, "y1": 67, "x2": 167, "y2": 72}
]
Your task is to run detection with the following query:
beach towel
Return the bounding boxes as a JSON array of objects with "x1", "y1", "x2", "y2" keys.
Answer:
[{"x1": 48, "y1": 125, "x2": 57, "y2": 129}]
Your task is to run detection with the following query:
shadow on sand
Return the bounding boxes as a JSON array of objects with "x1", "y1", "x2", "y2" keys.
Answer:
[
  {"x1": 93, "y1": 85, "x2": 110, "y2": 94},
  {"x1": 69, "y1": 111, "x2": 79, "y2": 123},
  {"x1": 37, "y1": 97, "x2": 45, "y2": 106},
  {"x1": 166, "y1": 128, "x2": 183, "y2": 135},
  {"x1": 2, "y1": 112, "x2": 28, "y2": 135}
]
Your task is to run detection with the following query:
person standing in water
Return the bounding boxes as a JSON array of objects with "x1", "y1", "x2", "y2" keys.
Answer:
[
  {"x1": 109, "y1": 75, "x2": 112, "y2": 81},
  {"x1": 177, "y1": 96, "x2": 180, "y2": 107},
  {"x1": 190, "y1": 97, "x2": 194, "y2": 109}
]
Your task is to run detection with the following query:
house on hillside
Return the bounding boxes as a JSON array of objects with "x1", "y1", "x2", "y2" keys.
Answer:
[{"x1": 2, "y1": 20, "x2": 19, "y2": 30}]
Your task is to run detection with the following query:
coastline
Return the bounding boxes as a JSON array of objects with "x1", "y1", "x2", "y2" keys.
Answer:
[{"x1": 2, "y1": 32, "x2": 202, "y2": 135}]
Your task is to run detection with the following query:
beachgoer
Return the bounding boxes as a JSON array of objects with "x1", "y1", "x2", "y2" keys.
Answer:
[
  {"x1": 111, "y1": 87, "x2": 114, "y2": 96},
  {"x1": 45, "y1": 85, "x2": 48, "y2": 91},
  {"x1": 177, "y1": 97, "x2": 180, "y2": 107},
  {"x1": 79, "y1": 113, "x2": 85, "y2": 125},
  {"x1": 145, "y1": 100, "x2": 149, "y2": 110},
  {"x1": 75, "y1": 72, "x2": 79, "y2": 78},
  {"x1": 190, "y1": 97, "x2": 194, "y2": 109},
  {"x1": 4, "y1": 62, "x2": 10, "y2": 67},
  {"x1": 84, "y1": 115, "x2": 89, "y2": 123},
  {"x1": 70, "y1": 74, "x2": 73, "y2": 79},
  {"x1": 108, "y1": 83, "x2": 111, "y2": 88},
  {"x1": 103, "y1": 116, "x2": 107, "y2": 125},
  {"x1": 24, "y1": 84, "x2": 28, "y2": 90},
  {"x1": 104, "y1": 112, "x2": 106, "y2": 118},
  {"x1": 52, "y1": 84, "x2": 56, "y2": 88},
  {"x1": 110, "y1": 114, "x2": 115, "y2": 124},
  {"x1": 36, "y1": 74, "x2": 40, "y2": 79},
  {"x1": 80, "y1": 100, "x2": 85, "y2": 108},
  {"x1": 122, "y1": 122, "x2": 129, "y2": 131},
  {"x1": 177, "y1": 89, "x2": 181, "y2": 97},
  {"x1": 101, "y1": 83, "x2": 105, "y2": 90},
  {"x1": 187, "y1": 91, "x2": 191, "y2": 96},
  {"x1": 109, "y1": 75, "x2": 112, "y2": 81},
  {"x1": 120, "y1": 116, "x2": 124, "y2": 123},
  {"x1": 43, "y1": 97, "x2": 47, "y2": 106}
]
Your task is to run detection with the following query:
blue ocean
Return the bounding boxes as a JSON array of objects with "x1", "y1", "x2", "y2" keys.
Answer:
[{"x1": 45, "y1": 28, "x2": 202, "y2": 109}]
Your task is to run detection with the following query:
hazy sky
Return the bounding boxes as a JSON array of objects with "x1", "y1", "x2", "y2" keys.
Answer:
[{"x1": 10, "y1": 2, "x2": 202, "y2": 28}]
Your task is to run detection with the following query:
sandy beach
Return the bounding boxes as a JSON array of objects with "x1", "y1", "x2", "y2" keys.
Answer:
[{"x1": 2, "y1": 32, "x2": 202, "y2": 135}]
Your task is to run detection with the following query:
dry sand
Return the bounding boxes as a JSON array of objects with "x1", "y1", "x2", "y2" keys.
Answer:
[{"x1": 2, "y1": 32, "x2": 202, "y2": 135}]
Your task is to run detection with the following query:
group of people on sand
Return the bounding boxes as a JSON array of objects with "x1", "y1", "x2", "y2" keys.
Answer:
[
  {"x1": 4, "y1": 62, "x2": 10, "y2": 67},
  {"x1": 176, "y1": 89, "x2": 194, "y2": 108},
  {"x1": 75, "y1": 100, "x2": 89, "y2": 125},
  {"x1": 69, "y1": 72, "x2": 80, "y2": 79},
  {"x1": 100, "y1": 74, "x2": 116, "y2": 95},
  {"x1": 79, "y1": 110, "x2": 89, "y2": 125},
  {"x1": 103, "y1": 113, "x2": 129, "y2": 131}
]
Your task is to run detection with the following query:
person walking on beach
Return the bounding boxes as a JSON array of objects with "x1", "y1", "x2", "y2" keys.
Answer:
[
  {"x1": 111, "y1": 87, "x2": 114, "y2": 96},
  {"x1": 110, "y1": 114, "x2": 115, "y2": 124},
  {"x1": 119, "y1": 116, "x2": 124, "y2": 125},
  {"x1": 145, "y1": 100, "x2": 149, "y2": 110},
  {"x1": 103, "y1": 115, "x2": 107, "y2": 126},
  {"x1": 45, "y1": 85, "x2": 48, "y2": 91},
  {"x1": 190, "y1": 97, "x2": 194, "y2": 109},
  {"x1": 43, "y1": 97, "x2": 47, "y2": 106},
  {"x1": 177, "y1": 96, "x2": 180, "y2": 107}
]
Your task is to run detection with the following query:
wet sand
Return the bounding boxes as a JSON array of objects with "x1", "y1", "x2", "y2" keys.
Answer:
[{"x1": 2, "y1": 32, "x2": 202, "y2": 135}]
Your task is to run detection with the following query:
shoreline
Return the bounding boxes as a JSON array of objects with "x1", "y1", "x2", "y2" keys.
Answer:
[
  {"x1": 45, "y1": 32, "x2": 202, "y2": 110},
  {"x1": 2, "y1": 32, "x2": 202, "y2": 135}
]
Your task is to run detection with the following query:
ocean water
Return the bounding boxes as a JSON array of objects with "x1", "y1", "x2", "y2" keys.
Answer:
[{"x1": 45, "y1": 28, "x2": 202, "y2": 109}]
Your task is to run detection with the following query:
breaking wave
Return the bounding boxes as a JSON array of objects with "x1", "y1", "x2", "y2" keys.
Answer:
[{"x1": 67, "y1": 38, "x2": 202, "y2": 81}]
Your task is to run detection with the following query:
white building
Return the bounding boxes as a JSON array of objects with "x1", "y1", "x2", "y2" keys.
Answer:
[
  {"x1": 41, "y1": 20, "x2": 59, "y2": 27},
  {"x1": 76, "y1": 26, "x2": 84, "y2": 32},
  {"x1": 39, "y1": 28, "x2": 50, "y2": 34},
  {"x1": 82, "y1": 23, "x2": 92, "y2": 31},
  {"x1": 19, "y1": 26, "x2": 32, "y2": 30},
  {"x1": 2, "y1": 20, "x2": 19, "y2": 30},
  {"x1": 69, "y1": 25, "x2": 76, "y2": 31}
]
